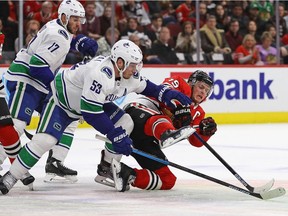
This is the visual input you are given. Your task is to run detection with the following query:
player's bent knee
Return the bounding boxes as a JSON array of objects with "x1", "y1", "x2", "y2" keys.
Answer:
[
  {"x1": 161, "y1": 173, "x2": 177, "y2": 190},
  {"x1": 0, "y1": 125, "x2": 19, "y2": 145},
  {"x1": 155, "y1": 166, "x2": 177, "y2": 190},
  {"x1": 12, "y1": 118, "x2": 27, "y2": 136},
  {"x1": 30, "y1": 133, "x2": 58, "y2": 155},
  {"x1": 65, "y1": 120, "x2": 78, "y2": 133}
]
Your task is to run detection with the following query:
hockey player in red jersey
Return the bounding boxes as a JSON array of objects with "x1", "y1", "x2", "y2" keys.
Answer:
[
  {"x1": 0, "y1": 32, "x2": 21, "y2": 166},
  {"x1": 0, "y1": 32, "x2": 35, "y2": 186},
  {"x1": 0, "y1": 31, "x2": 9, "y2": 170},
  {"x1": 110, "y1": 70, "x2": 217, "y2": 191}
]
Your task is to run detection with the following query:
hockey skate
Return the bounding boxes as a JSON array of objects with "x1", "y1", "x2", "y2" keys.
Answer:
[
  {"x1": 111, "y1": 159, "x2": 136, "y2": 192},
  {"x1": 44, "y1": 151, "x2": 78, "y2": 183},
  {"x1": 94, "y1": 150, "x2": 115, "y2": 188},
  {"x1": 20, "y1": 172, "x2": 35, "y2": 190},
  {"x1": 94, "y1": 150, "x2": 131, "y2": 191},
  {"x1": 0, "y1": 157, "x2": 34, "y2": 190},
  {"x1": 0, "y1": 171, "x2": 18, "y2": 195},
  {"x1": 160, "y1": 125, "x2": 195, "y2": 148}
]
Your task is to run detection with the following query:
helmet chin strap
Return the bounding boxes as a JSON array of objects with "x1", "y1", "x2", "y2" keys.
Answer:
[
  {"x1": 115, "y1": 61, "x2": 129, "y2": 79},
  {"x1": 60, "y1": 15, "x2": 73, "y2": 34},
  {"x1": 115, "y1": 63, "x2": 125, "y2": 78}
]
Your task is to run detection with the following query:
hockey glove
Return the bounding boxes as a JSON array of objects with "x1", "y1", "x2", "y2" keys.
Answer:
[
  {"x1": 199, "y1": 117, "x2": 217, "y2": 136},
  {"x1": 107, "y1": 126, "x2": 132, "y2": 156},
  {"x1": 172, "y1": 105, "x2": 192, "y2": 129},
  {"x1": 158, "y1": 86, "x2": 192, "y2": 109},
  {"x1": 71, "y1": 34, "x2": 98, "y2": 57}
]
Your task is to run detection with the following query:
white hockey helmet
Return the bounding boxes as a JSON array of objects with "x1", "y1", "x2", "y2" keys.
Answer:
[
  {"x1": 111, "y1": 39, "x2": 143, "y2": 77},
  {"x1": 58, "y1": 0, "x2": 86, "y2": 27}
]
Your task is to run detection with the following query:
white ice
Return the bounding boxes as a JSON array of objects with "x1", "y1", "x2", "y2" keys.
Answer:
[{"x1": 0, "y1": 123, "x2": 287, "y2": 216}]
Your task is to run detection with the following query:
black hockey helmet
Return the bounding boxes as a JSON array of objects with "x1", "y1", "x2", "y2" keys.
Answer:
[{"x1": 188, "y1": 70, "x2": 214, "y2": 101}]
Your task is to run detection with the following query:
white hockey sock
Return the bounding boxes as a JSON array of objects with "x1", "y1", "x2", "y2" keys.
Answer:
[
  {"x1": 51, "y1": 144, "x2": 69, "y2": 162},
  {"x1": 103, "y1": 148, "x2": 122, "y2": 164}
]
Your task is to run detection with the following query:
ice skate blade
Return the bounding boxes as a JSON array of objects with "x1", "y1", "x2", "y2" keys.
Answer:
[
  {"x1": 44, "y1": 173, "x2": 78, "y2": 183},
  {"x1": 94, "y1": 175, "x2": 115, "y2": 188},
  {"x1": 111, "y1": 159, "x2": 124, "y2": 192},
  {"x1": 161, "y1": 127, "x2": 195, "y2": 149}
]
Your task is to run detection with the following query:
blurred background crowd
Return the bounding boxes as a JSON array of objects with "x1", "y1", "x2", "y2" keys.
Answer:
[{"x1": 1, "y1": 0, "x2": 288, "y2": 65}]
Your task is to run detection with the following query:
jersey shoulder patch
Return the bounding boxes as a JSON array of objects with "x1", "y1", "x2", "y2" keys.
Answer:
[
  {"x1": 58, "y1": 29, "x2": 69, "y2": 40},
  {"x1": 101, "y1": 66, "x2": 113, "y2": 79}
]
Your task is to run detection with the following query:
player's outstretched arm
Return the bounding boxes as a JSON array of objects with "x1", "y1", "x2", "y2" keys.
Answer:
[{"x1": 141, "y1": 80, "x2": 192, "y2": 108}]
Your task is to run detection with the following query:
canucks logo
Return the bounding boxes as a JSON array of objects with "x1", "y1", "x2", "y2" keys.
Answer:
[
  {"x1": 123, "y1": 42, "x2": 130, "y2": 48},
  {"x1": 53, "y1": 122, "x2": 62, "y2": 131},
  {"x1": 25, "y1": 108, "x2": 32, "y2": 116},
  {"x1": 101, "y1": 67, "x2": 112, "y2": 78}
]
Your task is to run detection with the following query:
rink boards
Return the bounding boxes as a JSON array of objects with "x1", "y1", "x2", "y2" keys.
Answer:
[{"x1": 1, "y1": 65, "x2": 288, "y2": 128}]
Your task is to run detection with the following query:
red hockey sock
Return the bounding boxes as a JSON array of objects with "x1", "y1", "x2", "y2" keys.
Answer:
[
  {"x1": 133, "y1": 168, "x2": 162, "y2": 190},
  {"x1": 133, "y1": 169, "x2": 151, "y2": 189},
  {"x1": 133, "y1": 166, "x2": 177, "y2": 190},
  {"x1": 0, "y1": 125, "x2": 20, "y2": 163},
  {"x1": 144, "y1": 115, "x2": 175, "y2": 140}
]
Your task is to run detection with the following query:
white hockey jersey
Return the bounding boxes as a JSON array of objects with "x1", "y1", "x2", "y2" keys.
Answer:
[
  {"x1": 4, "y1": 19, "x2": 73, "y2": 94},
  {"x1": 52, "y1": 56, "x2": 148, "y2": 118}
]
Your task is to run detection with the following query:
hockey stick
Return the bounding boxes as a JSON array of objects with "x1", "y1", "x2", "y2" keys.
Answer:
[
  {"x1": 95, "y1": 134, "x2": 286, "y2": 200},
  {"x1": 193, "y1": 132, "x2": 274, "y2": 193}
]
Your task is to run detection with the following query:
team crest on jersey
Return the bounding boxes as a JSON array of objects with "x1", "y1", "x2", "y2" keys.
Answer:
[
  {"x1": 101, "y1": 67, "x2": 113, "y2": 78},
  {"x1": 53, "y1": 122, "x2": 62, "y2": 131},
  {"x1": 25, "y1": 108, "x2": 32, "y2": 116},
  {"x1": 58, "y1": 29, "x2": 69, "y2": 40}
]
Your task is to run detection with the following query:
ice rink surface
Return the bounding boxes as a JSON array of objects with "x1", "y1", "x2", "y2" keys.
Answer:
[{"x1": 0, "y1": 123, "x2": 287, "y2": 216}]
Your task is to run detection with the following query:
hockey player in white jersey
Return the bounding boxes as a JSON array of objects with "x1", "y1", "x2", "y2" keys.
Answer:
[
  {"x1": 1, "y1": 0, "x2": 98, "y2": 185},
  {"x1": 0, "y1": 39, "x2": 193, "y2": 195}
]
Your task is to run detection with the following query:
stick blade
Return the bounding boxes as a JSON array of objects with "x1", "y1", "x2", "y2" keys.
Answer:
[
  {"x1": 253, "y1": 179, "x2": 275, "y2": 193},
  {"x1": 260, "y1": 187, "x2": 286, "y2": 200}
]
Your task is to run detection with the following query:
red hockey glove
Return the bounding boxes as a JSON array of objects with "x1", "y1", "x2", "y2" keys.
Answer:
[
  {"x1": 172, "y1": 105, "x2": 192, "y2": 129},
  {"x1": 199, "y1": 117, "x2": 217, "y2": 136}
]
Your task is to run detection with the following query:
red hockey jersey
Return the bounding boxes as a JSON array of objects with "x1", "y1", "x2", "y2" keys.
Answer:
[{"x1": 162, "y1": 75, "x2": 212, "y2": 147}]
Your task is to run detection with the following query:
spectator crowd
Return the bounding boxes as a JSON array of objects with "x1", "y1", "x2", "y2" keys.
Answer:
[{"x1": 1, "y1": 0, "x2": 288, "y2": 65}]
